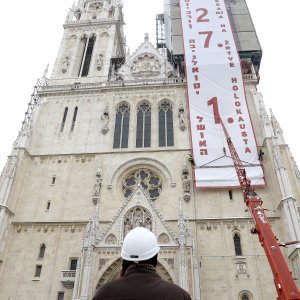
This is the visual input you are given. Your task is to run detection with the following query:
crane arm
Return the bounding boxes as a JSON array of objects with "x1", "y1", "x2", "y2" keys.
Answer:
[{"x1": 220, "y1": 120, "x2": 300, "y2": 300}]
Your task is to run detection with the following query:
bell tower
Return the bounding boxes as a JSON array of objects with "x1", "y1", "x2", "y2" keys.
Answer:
[{"x1": 51, "y1": 0, "x2": 125, "y2": 83}]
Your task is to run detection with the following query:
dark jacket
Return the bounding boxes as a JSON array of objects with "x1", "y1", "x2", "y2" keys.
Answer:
[{"x1": 92, "y1": 266, "x2": 191, "y2": 300}]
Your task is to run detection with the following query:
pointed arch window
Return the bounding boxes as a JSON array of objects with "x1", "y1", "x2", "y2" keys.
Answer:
[
  {"x1": 38, "y1": 244, "x2": 46, "y2": 259},
  {"x1": 78, "y1": 35, "x2": 96, "y2": 77},
  {"x1": 234, "y1": 232, "x2": 242, "y2": 256},
  {"x1": 159, "y1": 100, "x2": 174, "y2": 147},
  {"x1": 136, "y1": 101, "x2": 151, "y2": 148},
  {"x1": 113, "y1": 102, "x2": 130, "y2": 149}
]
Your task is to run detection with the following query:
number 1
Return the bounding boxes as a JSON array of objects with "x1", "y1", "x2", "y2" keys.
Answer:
[{"x1": 207, "y1": 97, "x2": 220, "y2": 124}]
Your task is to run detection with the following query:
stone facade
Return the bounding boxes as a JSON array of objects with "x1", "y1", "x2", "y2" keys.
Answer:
[{"x1": 0, "y1": 1, "x2": 299, "y2": 300}]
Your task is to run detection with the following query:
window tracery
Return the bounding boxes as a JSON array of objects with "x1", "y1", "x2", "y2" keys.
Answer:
[
  {"x1": 136, "y1": 101, "x2": 151, "y2": 148},
  {"x1": 122, "y1": 169, "x2": 162, "y2": 201},
  {"x1": 159, "y1": 100, "x2": 174, "y2": 147},
  {"x1": 113, "y1": 102, "x2": 130, "y2": 148}
]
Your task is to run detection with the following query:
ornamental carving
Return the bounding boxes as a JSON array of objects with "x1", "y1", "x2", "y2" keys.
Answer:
[
  {"x1": 123, "y1": 206, "x2": 152, "y2": 237},
  {"x1": 131, "y1": 54, "x2": 161, "y2": 78},
  {"x1": 158, "y1": 233, "x2": 170, "y2": 244},
  {"x1": 105, "y1": 233, "x2": 117, "y2": 245},
  {"x1": 89, "y1": 2, "x2": 103, "y2": 11}
]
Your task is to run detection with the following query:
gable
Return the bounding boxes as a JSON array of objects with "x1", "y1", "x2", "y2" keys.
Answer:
[{"x1": 96, "y1": 186, "x2": 178, "y2": 247}]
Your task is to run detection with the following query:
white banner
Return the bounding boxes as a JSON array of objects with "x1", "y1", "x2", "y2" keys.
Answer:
[{"x1": 180, "y1": 0, "x2": 265, "y2": 187}]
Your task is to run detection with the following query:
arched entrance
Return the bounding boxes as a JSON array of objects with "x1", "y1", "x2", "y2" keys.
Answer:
[{"x1": 96, "y1": 258, "x2": 174, "y2": 289}]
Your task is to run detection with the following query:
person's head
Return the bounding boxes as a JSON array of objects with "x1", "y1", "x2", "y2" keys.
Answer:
[{"x1": 121, "y1": 227, "x2": 160, "y2": 272}]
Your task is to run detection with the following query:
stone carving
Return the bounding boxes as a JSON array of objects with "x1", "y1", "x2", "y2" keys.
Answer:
[
  {"x1": 101, "y1": 105, "x2": 109, "y2": 134},
  {"x1": 92, "y1": 168, "x2": 102, "y2": 205},
  {"x1": 62, "y1": 56, "x2": 70, "y2": 73},
  {"x1": 99, "y1": 258, "x2": 109, "y2": 270},
  {"x1": 97, "y1": 53, "x2": 103, "y2": 71},
  {"x1": 89, "y1": 2, "x2": 103, "y2": 10},
  {"x1": 123, "y1": 206, "x2": 153, "y2": 237},
  {"x1": 5, "y1": 155, "x2": 18, "y2": 180},
  {"x1": 163, "y1": 258, "x2": 175, "y2": 270},
  {"x1": 178, "y1": 104, "x2": 186, "y2": 131},
  {"x1": 105, "y1": 233, "x2": 117, "y2": 245},
  {"x1": 291, "y1": 156, "x2": 300, "y2": 179},
  {"x1": 181, "y1": 163, "x2": 191, "y2": 202},
  {"x1": 158, "y1": 233, "x2": 170, "y2": 244},
  {"x1": 234, "y1": 259, "x2": 250, "y2": 278},
  {"x1": 131, "y1": 54, "x2": 160, "y2": 78}
]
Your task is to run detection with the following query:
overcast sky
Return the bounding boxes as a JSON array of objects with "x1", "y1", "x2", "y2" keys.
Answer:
[{"x1": 0, "y1": 0, "x2": 299, "y2": 172}]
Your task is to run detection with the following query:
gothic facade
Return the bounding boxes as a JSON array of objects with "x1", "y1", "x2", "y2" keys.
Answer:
[{"x1": 0, "y1": 0, "x2": 299, "y2": 300}]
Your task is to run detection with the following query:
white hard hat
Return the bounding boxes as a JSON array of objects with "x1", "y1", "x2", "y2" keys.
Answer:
[{"x1": 121, "y1": 227, "x2": 160, "y2": 262}]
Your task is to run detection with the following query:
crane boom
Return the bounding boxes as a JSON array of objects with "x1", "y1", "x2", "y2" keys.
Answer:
[{"x1": 220, "y1": 120, "x2": 300, "y2": 300}]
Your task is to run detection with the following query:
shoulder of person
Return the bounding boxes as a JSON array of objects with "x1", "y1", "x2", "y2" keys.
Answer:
[{"x1": 92, "y1": 278, "x2": 124, "y2": 299}]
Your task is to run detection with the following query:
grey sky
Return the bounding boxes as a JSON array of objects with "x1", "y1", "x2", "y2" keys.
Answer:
[{"x1": 0, "y1": 0, "x2": 299, "y2": 173}]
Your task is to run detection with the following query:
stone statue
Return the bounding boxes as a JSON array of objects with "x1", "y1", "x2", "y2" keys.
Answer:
[
  {"x1": 182, "y1": 175, "x2": 191, "y2": 194},
  {"x1": 97, "y1": 53, "x2": 103, "y2": 71},
  {"x1": 62, "y1": 56, "x2": 70, "y2": 73},
  {"x1": 101, "y1": 106, "x2": 109, "y2": 134},
  {"x1": 178, "y1": 105, "x2": 186, "y2": 131}
]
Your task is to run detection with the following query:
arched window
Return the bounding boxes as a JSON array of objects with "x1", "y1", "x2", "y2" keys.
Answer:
[
  {"x1": 77, "y1": 35, "x2": 96, "y2": 77},
  {"x1": 242, "y1": 295, "x2": 250, "y2": 300},
  {"x1": 136, "y1": 101, "x2": 151, "y2": 148},
  {"x1": 159, "y1": 100, "x2": 174, "y2": 147},
  {"x1": 39, "y1": 244, "x2": 46, "y2": 259},
  {"x1": 81, "y1": 35, "x2": 96, "y2": 77},
  {"x1": 234, "y1": 232, "x2": 242, "y2": 256},
  {"x1": 113, "y1": 102, "x2": 130, "y2": 149}
]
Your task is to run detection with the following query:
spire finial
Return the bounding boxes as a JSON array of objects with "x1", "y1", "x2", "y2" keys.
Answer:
[
  {"x1": 144, "y1": 33, "x2": 149, "y2": 42},
  {"x1": 43, "y1": 64, "x2": 49, "y2": 78}
]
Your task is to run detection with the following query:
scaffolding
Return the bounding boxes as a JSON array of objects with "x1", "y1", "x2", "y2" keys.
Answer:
[{"x1": 156, "y1": 14, "x2": 166, "y2": 49}]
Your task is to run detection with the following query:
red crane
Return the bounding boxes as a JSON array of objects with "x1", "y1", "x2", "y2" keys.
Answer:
[{"x1": 220, "y1": 120, "x2": 300, "y2": 300}]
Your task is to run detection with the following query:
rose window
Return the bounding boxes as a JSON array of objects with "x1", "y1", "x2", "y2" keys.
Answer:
[{"x1": 123, "y1": 169, "x2": 162, "y2": 201}]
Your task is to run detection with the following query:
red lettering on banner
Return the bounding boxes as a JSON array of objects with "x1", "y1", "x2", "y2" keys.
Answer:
[
  {"x1": 197, "y1": 124, "x2": 206, "y2": 130},
  {"x1": 199, "y1": 140, "x2": 207, "y2": 147},
  {"x1": 196, "y1": 116, "x2": 208, "y2": 156},
  {"x1": 200, "y1": 149, "x2": 208, "y2": 155},
  {"x1": 245, "y1": 147, "x2": 251, "y2": 154}
]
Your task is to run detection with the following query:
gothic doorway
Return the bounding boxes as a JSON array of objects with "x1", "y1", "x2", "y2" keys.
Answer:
[{"x1": 96, "y1": 258, "x2": 174, "y2": 289}]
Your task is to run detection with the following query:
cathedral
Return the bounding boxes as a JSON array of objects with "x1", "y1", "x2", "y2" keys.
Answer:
[{"x1": 0, "y1": 0, "x2": 300, "y2": 299}]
